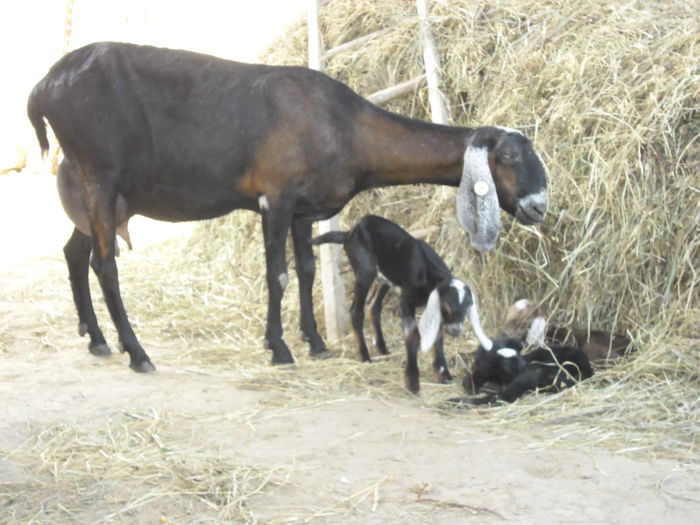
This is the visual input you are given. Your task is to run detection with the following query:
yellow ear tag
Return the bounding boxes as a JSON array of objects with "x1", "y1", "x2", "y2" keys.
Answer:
[{"x1": 473, "y1": 180, "x2": 489, "y2": 196}]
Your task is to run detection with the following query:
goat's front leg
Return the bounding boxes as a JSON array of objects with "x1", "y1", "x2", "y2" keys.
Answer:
[
  {"x1": 431, "y1": 332, "x2": 453, "y2": 383},
  {"x1": 64, "y1": 227, "x2": 111, "y2": 356},
  {"x1": 88, "y1": 190, "x2": 154, "y2": 372},
  {"x1": 400, "y1": 298, "x2": 421, "y2": 394},
  {"x1": 291, "y1": 218, "x2": 329, "y2": 358},
  {"x1": 261, "y1": 198, "x2": 295, "y2": 365},
  {"x1": 367, "y1": 282, "x2": 391, "y2": 355}
]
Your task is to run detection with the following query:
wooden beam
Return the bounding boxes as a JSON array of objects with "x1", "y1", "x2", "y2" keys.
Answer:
[
  {"x1": 323, "y1": 29, "x2": 391, "y2": 60},
  {"x1": 367, "y1": 74, "x2": 426, "y2": 106}
]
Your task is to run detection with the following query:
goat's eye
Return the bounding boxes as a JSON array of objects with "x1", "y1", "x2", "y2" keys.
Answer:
[{"x1": 501, "y1": 152, "x2": 515, "y2": 160}]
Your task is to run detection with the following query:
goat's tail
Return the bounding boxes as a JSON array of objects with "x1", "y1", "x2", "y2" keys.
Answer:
[
  {"x1": 311, "y1": 231, "x2": 348, "y2": 245},
  {"x1": 27, "y1": 85, "x2": 51, "y2": 157}
]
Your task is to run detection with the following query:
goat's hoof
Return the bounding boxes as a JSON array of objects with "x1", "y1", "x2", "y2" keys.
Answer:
[
  {"x1": 436, "y1": 370, "x2": 453, "y2": 384},
  {"x1": 271, "y1": 354, "x2": 295, "y2": 366},
  {"x1": 309, "y1": 349, "x2": 332, "y2": 360},
  {"x1": 405, "y1": 378, "x2": 420, "y2": 396},
  {"x1": 78, "y1": 322, "x2": 88, "y2": 337},
  {"x1": 130, "y1": 359, "x2": 156, "y2": 373},
  {"x1": 89, "y1": 342, "x2": 112, "y2": 357}
]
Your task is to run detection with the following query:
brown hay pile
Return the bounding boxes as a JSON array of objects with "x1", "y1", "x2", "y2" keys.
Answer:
[{"x1": 119, "y1": 0, "x2": 698, "y2": 457}]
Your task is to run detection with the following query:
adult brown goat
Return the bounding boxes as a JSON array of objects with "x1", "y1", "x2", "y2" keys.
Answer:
[{"x1": 27, "y1": 42, "x2": 548, "y2": 372}]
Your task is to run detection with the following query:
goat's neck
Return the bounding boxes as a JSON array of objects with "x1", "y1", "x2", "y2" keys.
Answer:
[{"x1": 354, "y1": 107, "x2": 470, "y2": 188}]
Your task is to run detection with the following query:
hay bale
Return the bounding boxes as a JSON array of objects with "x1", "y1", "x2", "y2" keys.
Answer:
[{"x1": 121, "y1": 0, "x2": 698, "y2": 456}]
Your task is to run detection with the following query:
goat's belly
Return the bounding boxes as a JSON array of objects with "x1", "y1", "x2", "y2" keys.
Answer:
[{"x1": 129, "y1": 189, "x2": 256, "y2": 222}]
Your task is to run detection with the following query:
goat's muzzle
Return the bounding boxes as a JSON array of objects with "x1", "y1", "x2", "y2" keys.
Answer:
[
  {"x1": 446, "y1": 322, "x2": 463, "y2": 338},
  {"x1": 515, "y1": 188, "x2": 548, "y2": 225}
]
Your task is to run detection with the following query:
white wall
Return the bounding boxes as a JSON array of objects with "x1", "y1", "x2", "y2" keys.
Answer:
[{"x1": 0, "y1": 0, "x2": 307, "y2": 170}]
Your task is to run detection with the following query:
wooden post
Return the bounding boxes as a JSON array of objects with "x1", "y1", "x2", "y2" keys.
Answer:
[
  {"x1": 416, "y1": 0, "x2": 450, "y2": 125},
  {"x1": 416, "y1": 0, "x2": 452, "y2": 201},
  {"x1": 307, "y1": 0, "x2": 348, "y2": 342}
]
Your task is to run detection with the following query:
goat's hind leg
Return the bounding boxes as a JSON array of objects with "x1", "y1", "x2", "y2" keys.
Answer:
[
  {"x1": 64, "y1": 227, "x2": 111, "y2": 356},
  {"x1": 260, "y1": 197, "x2": 296, "y2": 365},
  {"x1": 367, "y1": 282, "x2": 390, "y2": 355},
  {"x1": 86, "y1": 186, "x2": 154, "y2": 372},
  {"x1": 291, "y1": 218, "x2": 330, "y2": 359}
]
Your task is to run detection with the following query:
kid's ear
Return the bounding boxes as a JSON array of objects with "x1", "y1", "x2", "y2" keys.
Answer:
[{"x1": 419, "y1": 288, "x2": 442, "y2": 352}]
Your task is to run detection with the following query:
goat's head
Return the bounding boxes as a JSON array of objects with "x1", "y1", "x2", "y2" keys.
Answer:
[
  {"x1": 457, "y1": 127, "x2": 548, "y2": 252},
  {"x1": 418, "y1": 279, "x2": 494, "y2": 353},
  {"x1": 502, "y1": 298, "x2": 548, "y2": 346},
  {"x1": 464, "y1": 337, "x2": 528, "y2": 394},
  {"x1": 418, "y1": 278, "x2": 472, "y2": 351}
]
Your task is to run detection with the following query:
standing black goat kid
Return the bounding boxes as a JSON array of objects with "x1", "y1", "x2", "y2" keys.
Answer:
[{"x1": 312, "y1": 215, "x2": 492, "y2": 394}]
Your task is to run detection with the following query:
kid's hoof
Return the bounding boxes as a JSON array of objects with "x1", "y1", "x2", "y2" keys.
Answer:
[
  {"x1": 89, "y1": 342, "x2": 112, "y2": 356},
  {"x1": 78, "y1": 322, "x2": 88, "y2": 337},
  {"x1": 436, "y1": 369, "x2": 453, "y2": 383},
  {"x1": 130, "y1": 360, "x2": 156, "y2": 373}
]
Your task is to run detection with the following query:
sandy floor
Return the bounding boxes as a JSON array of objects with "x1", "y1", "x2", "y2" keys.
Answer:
[{"x1": 1, "y1": 174, "x2": 698, "y2": 524}]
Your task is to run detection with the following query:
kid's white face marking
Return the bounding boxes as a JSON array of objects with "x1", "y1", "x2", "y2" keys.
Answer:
[
  {"x1": 497, "y1": 348, "x2": 518, "y2": 358},
  {"x1": 450, "y1": 278, "x2": 467, "y2": 304},
  {"x1": 258, "y1": 195, "x2": 269, "y2": 211},
  {"x1": 496, "y1": 126, "x2": 524, "y2": 136},
  {"x1": 513, "y1": 299, "x2": 531, "y2": 311}
]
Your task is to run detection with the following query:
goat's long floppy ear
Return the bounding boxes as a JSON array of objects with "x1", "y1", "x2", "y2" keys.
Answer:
[
  {"x1": 467, "y1": 301, "x2": 494, "y2": 351},
  {"x1": 456, "y1": 141, "x2": 501, "y2": 252},
  {"x1": 525, "y1": 316, "x2": 547, "y2": 346},
  {"x1": 419, "y1": 288, "x2": 442, "y2": 352}
]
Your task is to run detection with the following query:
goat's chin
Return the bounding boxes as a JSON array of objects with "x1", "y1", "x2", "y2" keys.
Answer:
[{"x1": 446, "y1": 323, "x2": 463, "y2": 337}]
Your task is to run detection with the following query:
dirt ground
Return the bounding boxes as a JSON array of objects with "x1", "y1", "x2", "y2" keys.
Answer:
[{"x1": 1, "y1": 174, "x2": 699, "y2": 524}]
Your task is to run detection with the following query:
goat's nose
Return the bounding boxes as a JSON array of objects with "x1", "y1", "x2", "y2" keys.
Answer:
[{"x1": 516, "y1": 189, "x2": 548, "y2": 224}]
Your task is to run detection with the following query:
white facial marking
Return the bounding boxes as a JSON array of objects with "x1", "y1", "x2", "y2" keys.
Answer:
[
  {"x1": 278, "y1": 272, "x2": 288, "y2": 291},
  {"x1": 496, "y1": 126, "x2": 524, "y2": 136},
  {"x1": 468, "y1": 304, "x2": 493, "y2": 350},
  {"x1": 439, "y1": 366, "x2": 446, "y2": 374},
  {"x1": 258, "y1": 195, "x2": 269, "y2": 211},
  {"x1": 450, "y1": 278, "x2": 467, "y2": 304},
  {"x1": 519, "y1": 188, "x2": 548, "y2": 211},
  {"x1": 497, "y1": 348, "x2": 518, "y2": 358},
  {"x1": 513, "y1": 299, "x2": 531, "y2": 311}
]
